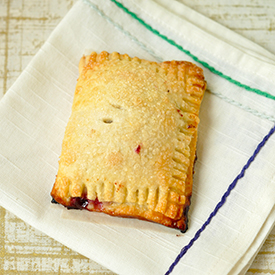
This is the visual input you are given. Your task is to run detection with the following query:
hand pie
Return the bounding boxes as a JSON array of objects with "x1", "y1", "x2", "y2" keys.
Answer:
[{"x1": 51, "y1": 51, "x2": 206, "y2": 231}]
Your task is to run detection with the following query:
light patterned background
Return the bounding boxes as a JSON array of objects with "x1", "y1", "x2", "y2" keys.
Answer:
[{"x1": 0, "y1": 0, "x2": 275, "y2": 274}]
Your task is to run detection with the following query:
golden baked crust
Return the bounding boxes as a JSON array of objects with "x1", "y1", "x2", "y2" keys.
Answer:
[{"x1": 51, "y1": 51, "x2": 206, "y2": 231}]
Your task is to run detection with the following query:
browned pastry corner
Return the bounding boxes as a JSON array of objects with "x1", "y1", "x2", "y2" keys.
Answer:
[{"x1": 51, "y1": 51, "x2": 206, "y2": 231}]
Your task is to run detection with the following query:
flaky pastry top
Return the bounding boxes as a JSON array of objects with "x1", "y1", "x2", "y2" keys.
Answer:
[{"x1": 51, "y1": 51, "x2": 206, "y2": 230}]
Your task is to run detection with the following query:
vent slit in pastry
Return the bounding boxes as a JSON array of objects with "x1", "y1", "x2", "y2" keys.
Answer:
[
  {"x1": 102, "y1": 118, "x2": 113, "y2": 124},
  {"x1": 110, "y1": 103, "x2": 122, "y2": 109},
  {"x1": 51, "y1": 51, "x2": 206, "y2": 231}
]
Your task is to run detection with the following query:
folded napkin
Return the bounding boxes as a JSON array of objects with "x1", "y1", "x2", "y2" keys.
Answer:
[{"x1": 1, "y1": 0, "x2": 275, "y2": 274}]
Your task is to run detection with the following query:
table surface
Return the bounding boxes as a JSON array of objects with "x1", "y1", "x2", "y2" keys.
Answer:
[{"x1": 1, "y1": 0, "x2": 275, "y2": 274}]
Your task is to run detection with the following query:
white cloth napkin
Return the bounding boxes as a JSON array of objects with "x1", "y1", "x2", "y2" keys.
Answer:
[{"x1": 1, "y1": 0, "x2": 275, "y2": 274}]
